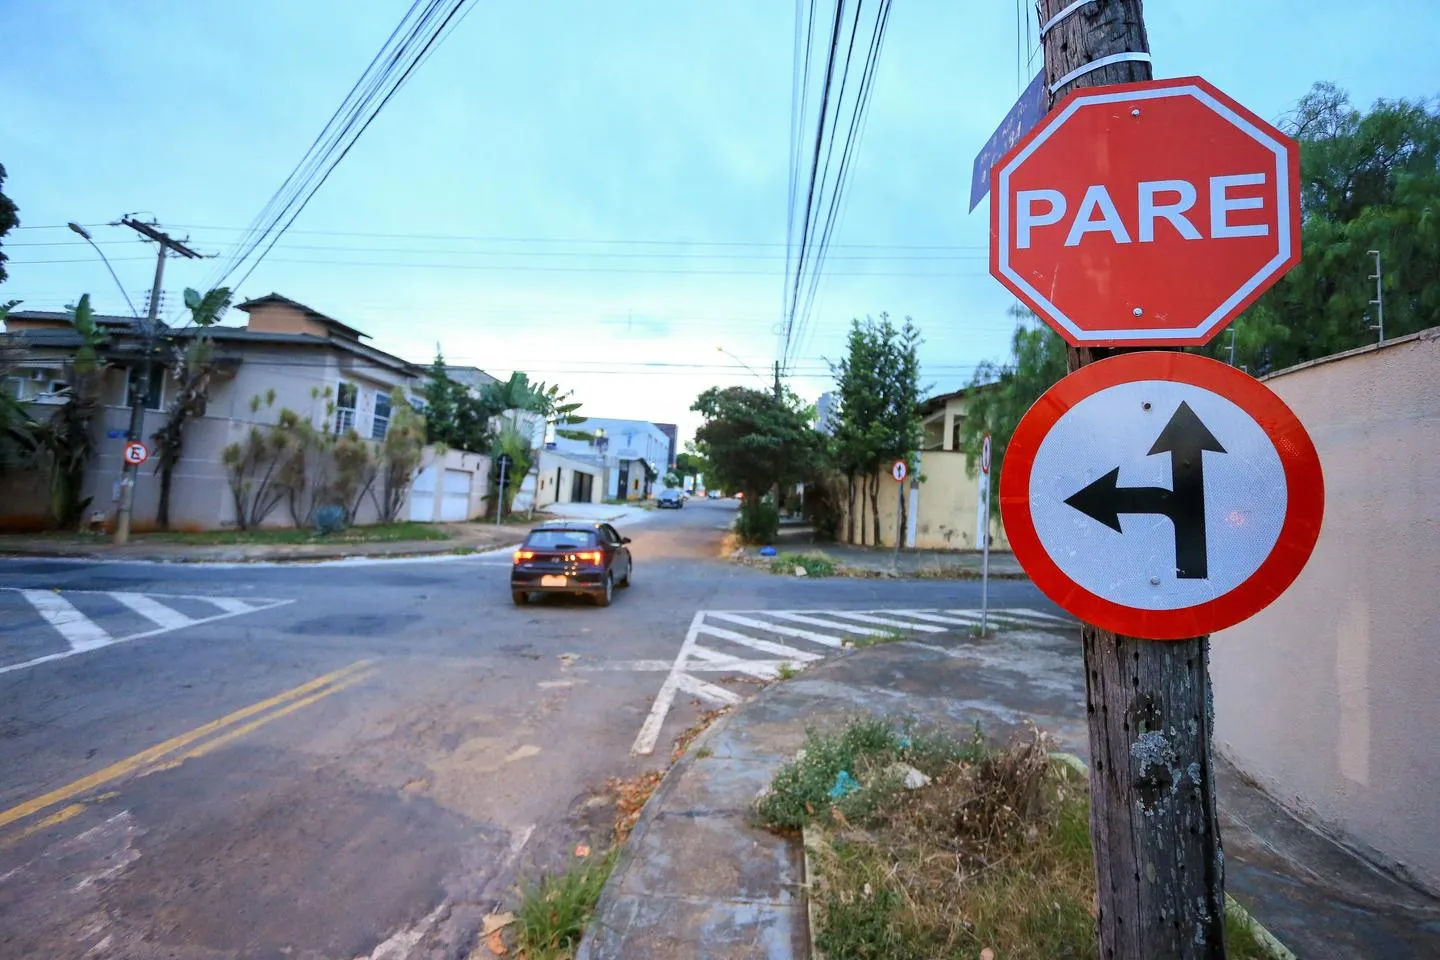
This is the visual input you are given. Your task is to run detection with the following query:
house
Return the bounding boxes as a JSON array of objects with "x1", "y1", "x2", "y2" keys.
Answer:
[
  {"x1": 548, "y1": 417, "x2": 671, "y2": 500},
  {"x1": 0, "y1": 294, "x2": 493, "y2": 531},
  {"x1": 833, "y1": 386, "x2": 1007, "y2": 550}
]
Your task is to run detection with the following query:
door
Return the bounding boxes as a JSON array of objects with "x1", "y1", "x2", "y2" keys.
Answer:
[
  {"x1": 408, "y1": 465, "x2": 439, "y2": 522},
  {"x1": 600, "y1": 524, "x2": 629, "y2": 578},
  {"x1": 571, "y1": 470, "x2": 593, "y2": 504},
  {"x1": 440, "y1": 469, "x2": 471, "y2": 521}
]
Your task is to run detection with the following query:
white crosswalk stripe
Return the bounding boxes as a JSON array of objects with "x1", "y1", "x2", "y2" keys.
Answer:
[
  {"x1": 0, "y1": 588, "x2": 294, "y2": 676},
  {"x1": 628, "y1": 606, "x2": 1076, "y2": 755}
]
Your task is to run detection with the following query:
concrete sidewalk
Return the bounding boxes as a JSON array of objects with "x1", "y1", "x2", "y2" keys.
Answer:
[
  {"x1": 0, "y1": 522, "x2": 529, "y2": 564},
  {"x1": 737, "y1": 524, "x2": 1027, "y2": 578},
  {"x1": 578, "y1": 630, "x2": 1440, "y2": 959}
]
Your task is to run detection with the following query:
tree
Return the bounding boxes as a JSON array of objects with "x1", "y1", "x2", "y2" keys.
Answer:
[
  {"x1": 960, "y1": 307, "x2": 1068, "y2": 520},
  {"x1": 1213, "y1": 83, "x2": 1440, "y2": 372},
  {"x1": 0, "y1": 163, "x2": 19, "y2": 287},
  {"x1": 489, "y1": 421, "x2": 534, "y2": 519},
  {"x1": 674, "y1": 443, "x2": 708, "y2": 481},
  {"x1": 482, "y1": 371, "x2": 590, "y2": 442},
  {"x1": 33, "y1": 295, "x2": 107, "y2": 529},
  {"x1": 374, "y1": 394, "x2": 426, "y2": 523},
  {"x1": 422, "y1": 351, "x2": 495, "y2": 453},
  {"x1": 151, "y1": 286, "x2": 232, "y2": 529},
  {"x1": 0, "y1": 300, "x2": 40, "y2": 471},
  {"x1": 691, "y1": 385, "x2": 823, "y2": 528},
  {"x1": 828, "y1": 313, "x2": 924, "y2": 545},
  {"x1": 221, "y1": 391, "x2": 290, "y2": 530}
]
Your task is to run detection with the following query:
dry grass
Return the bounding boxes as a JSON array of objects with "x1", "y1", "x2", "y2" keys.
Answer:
[{"x1": 787, "y1": 721, "x2": 1273, "y2": 960}]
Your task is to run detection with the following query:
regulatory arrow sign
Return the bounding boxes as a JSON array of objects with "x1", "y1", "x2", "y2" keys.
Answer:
[{"x1": 1000, "y1": 352, "x2": 1323, "y2": 639}]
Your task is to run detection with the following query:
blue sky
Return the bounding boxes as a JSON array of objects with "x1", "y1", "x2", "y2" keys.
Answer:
[{"x1": 3, "y1": 1, "x2": 1436, "y2": 441}]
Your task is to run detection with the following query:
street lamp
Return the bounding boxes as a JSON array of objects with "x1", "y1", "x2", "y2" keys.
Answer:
[
  {"x1": 67, "y1": 223, "x2": 141, "y2": 319},
  {"x1": 715, "y1": 345, "x2": 768, "y2": 386}
]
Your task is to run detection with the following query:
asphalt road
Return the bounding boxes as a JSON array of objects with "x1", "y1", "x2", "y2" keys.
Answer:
[{"x1": 0, "y1": 500, "x2": 1057, "y2": 959}]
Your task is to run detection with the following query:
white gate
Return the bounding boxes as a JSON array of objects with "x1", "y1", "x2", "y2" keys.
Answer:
[
  {"x1": 441, "y1": 469, "x2": 472, "y2": 521},
  {"x1": 408, "y1": 465, "x2": 439, "y2": 522}
]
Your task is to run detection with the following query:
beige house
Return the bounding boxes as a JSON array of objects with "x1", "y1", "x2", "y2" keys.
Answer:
[
  {"x1": 1, "y1": 294, "x2": 492, "y2": 531},
  {"x1": 834, "y1": 386, "x2": 1007, "y2": 550}
]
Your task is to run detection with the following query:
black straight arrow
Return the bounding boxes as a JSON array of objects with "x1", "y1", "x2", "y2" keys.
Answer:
[{"x1": 1064, "y1": 401, "x2": 1226, "y2": 579}]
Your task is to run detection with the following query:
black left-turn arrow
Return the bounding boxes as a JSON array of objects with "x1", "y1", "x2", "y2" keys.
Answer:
[{"x1": 1063, "y1": 401, "x2": 1226, "y2": 579}]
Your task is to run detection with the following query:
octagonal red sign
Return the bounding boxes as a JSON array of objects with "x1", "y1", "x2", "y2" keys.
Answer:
[{"x1": 989, "y1": 76, "x2": 1301, "y2": 347}]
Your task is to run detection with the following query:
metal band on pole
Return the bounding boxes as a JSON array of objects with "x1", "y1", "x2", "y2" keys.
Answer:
[{"x1": 1048, "y1": 51, "x2": 1153, "y2": 93}]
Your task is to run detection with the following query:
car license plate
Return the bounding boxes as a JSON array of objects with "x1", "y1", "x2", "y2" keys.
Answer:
[{"x1": 540, "y1": 575, "x2": 567, "y2": 588}]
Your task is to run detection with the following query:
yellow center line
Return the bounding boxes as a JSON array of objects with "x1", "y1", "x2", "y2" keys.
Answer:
[
  {"x1": 0, "y1": 803, "x2": 88, "y2": 850},
  {"x1": 0, "y1": 659, "x2": 374, "y2": 831}
]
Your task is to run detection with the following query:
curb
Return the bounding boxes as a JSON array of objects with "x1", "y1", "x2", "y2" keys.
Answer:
[
  {"x1": 574, "y1": 707, "x2": 739, "y2": 960},
  {"x1": 0, "y1": 539, "x2": 524, "y2": 566}
]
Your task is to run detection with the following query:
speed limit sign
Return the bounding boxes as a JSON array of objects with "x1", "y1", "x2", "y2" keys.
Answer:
[
  {"x1": 123, "y1": 441, "x2": 150, "y2": 466},
  {"x1": 891, "y1": 460, "x2": 908, "y2": 482},
  {"x1": 980, "y1": 433, "x2": 992, "y2": 475}
]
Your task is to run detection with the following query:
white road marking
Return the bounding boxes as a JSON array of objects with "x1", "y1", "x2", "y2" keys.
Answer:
[
  {"x1": 673, "y1": 672, "x2": 744, "y2": 705},
  {"x1": 765, "y1": 611, "x2": 893, "y2": 637},
  {"x1": 889, "y1": 610, "x2": 981, "y2": 627},
  {"x1": 696, "y1": 624, "x2": 823, "y2": 660},
  {"x1": 1006, "y1": 607, "x2": 1074, "y2": 622},
  {"x1": 17, "y1": 590, "x2": 112, "y2": 651},
  {"x1": 110, "y1": 592, "x2": 196, "y2": 630},
  {"x1": 631, "y1": 607, "x2": 1075, "y2": 755},
  {"x1": 820, "y1": 610, "x2": 949, "y2": 633},
  {"x1": 631, "y1": 611, "x2": 703, "y2": 756},
  {"x1": 689, "y1": 644, "x2": 780, "y2": 679},
  {"x1": 0, "y1": 588, "x2": 295, "y2": 677},
  {"x1": 707, "y1": 612, "x2": 845, "y2": 647}
]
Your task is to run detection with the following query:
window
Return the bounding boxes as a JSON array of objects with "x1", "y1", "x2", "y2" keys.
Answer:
[
  {"x1": 524, "y1": 529, "x2": 597, "y2": 550},
  {"x1": 124, "y1": 366, "x2": 164, "y2": 411},
  {"x1": 371, "y1": 391, "x2": 392, "y2": 440},
  {"x1": 334, "y1": 381, "x2": 357, "y2": 434}
]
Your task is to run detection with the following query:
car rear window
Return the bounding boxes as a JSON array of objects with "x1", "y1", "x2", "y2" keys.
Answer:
[{"x1": 525, "y1": 530, "x2": 598, "y2": 549}]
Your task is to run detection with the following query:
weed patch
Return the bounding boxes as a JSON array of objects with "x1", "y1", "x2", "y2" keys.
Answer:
[
  {"x1": 514, "y1": 848, "x2": 617, "y2": 959},
  {"x1": 785, "y1": 722, "x2": 1276, "y2": 960},
  {"x1": 770, "y1": 551, "x2": 837, "y2": 577}
]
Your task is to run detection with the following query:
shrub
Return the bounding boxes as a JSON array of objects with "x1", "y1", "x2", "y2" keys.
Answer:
[{"x1": 735, "y1": 498, "x2": 780, "y2": 544}]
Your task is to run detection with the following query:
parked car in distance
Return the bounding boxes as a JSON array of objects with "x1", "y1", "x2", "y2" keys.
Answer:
[
  {"x1": 707, "y1": 490, "x2": 721, "y2": 499},
  {"x1": 512, "y1": 521, "x2": 632, "y2": 607},
  {"x1": 657, "y1": 488, "x2": 684, "y2": 509}
]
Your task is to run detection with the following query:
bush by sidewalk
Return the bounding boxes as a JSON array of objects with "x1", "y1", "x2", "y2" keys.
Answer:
[{"x1": 757, "y1": 719, "x2": 1272, "y2": 960}]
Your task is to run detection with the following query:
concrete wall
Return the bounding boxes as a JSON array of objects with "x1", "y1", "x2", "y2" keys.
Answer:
[
  {"x1": 835, "y1": 452, "x2": 1008, "y2": 551},
  {"x1": 1211, "y1": 327, "x2": 1440, "y2": 895}
]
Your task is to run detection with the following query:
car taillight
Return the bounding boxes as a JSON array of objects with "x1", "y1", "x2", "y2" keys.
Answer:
[
  {"x1": 572, "y1": 551, "x2": 602, "y2": 564},
  {"x1": 514, "y1": 549, "x2": 535, "y2": 561}
]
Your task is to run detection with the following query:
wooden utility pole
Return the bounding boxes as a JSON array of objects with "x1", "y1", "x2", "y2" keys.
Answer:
[
  {"x1": 1036, "y1": 2, "x2": 1227, "y2": 957},
  {"x1": 113, "y1": 217, "x2": 202, "y2": 545}
]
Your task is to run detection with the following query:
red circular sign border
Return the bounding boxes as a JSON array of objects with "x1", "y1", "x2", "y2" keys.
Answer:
[
  {"x1": 124, "y1": 441, "x2": 150, "y2": 465},
  {"x1": 891, "y1": 459, "x2": 908, "y2": 482},
  {"x1": 1000, "y1": 352, "x2": 1324, "y2": 640}
]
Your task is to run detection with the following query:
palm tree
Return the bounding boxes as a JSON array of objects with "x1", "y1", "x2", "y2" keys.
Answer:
[
  {"x1": 32, "y1": 295, "x2": 106, "y2": 528},
  {"x1": 0, "y1": 299, "x2": 40, "y2": 471}
]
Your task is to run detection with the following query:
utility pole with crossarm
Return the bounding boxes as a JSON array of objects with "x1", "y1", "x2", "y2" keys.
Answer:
[{"x1": 112, "y1": 217, "x2": 202, "y2": 545}]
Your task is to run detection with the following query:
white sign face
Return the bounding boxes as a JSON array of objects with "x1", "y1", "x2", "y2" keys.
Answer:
[
  {"x1": 123, "y1": 441, "x2": 149, "y2": 466},
  {"x1": 981, "y1": 434, "x2": 992, "y2": 475},
  {"x1": 891, "y1": 460, "x2": 908, "y2": 482},
  {"x1": 1028, "y1": 379, "x2": 1286, "y2": 611}
]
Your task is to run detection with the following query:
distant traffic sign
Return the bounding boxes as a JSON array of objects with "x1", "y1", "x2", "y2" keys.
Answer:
[
  {"x1": 990, "y1": 76, "x2": 1301, "y2": 347},
  {"x1": 980, "y1": 433, "x2": 992, "y2": 475},
  {"x1": 122, "y1": 441, "x2": 149, "y2": 466},
  {"x1": 1000, "y1": 353, "x2": 1323, "y2": 639},
  {"x1": 890, "y1": 460, "x2": 908, "y2": 482}
]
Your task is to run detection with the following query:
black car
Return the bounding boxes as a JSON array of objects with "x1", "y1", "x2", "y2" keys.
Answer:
[
  {"x1": 511, "y1": 521, "x2": 633, "y2": 607},
  {"x1": 656, "y1": 488, "x2": 684, "y2": 509}
]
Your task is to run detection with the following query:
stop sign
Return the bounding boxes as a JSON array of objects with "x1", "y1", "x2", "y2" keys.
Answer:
[{"x1": 989, "y1": 76, "x2": 1300, "y2": 347}]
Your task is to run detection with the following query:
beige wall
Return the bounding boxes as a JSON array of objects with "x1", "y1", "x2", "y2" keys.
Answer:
[
  {"x1": 1211, "y1": 327, "x2": 1440, "y2": 895},
  {"x1": 241, "y1": 302, "x2": 329, "y2": 339},
  {"x1": 835, "y1": 452, "x2": 1008, "y2": 551},
  {"x1": 535, "y1": 450, "x2": 603, "y2": 508}
]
